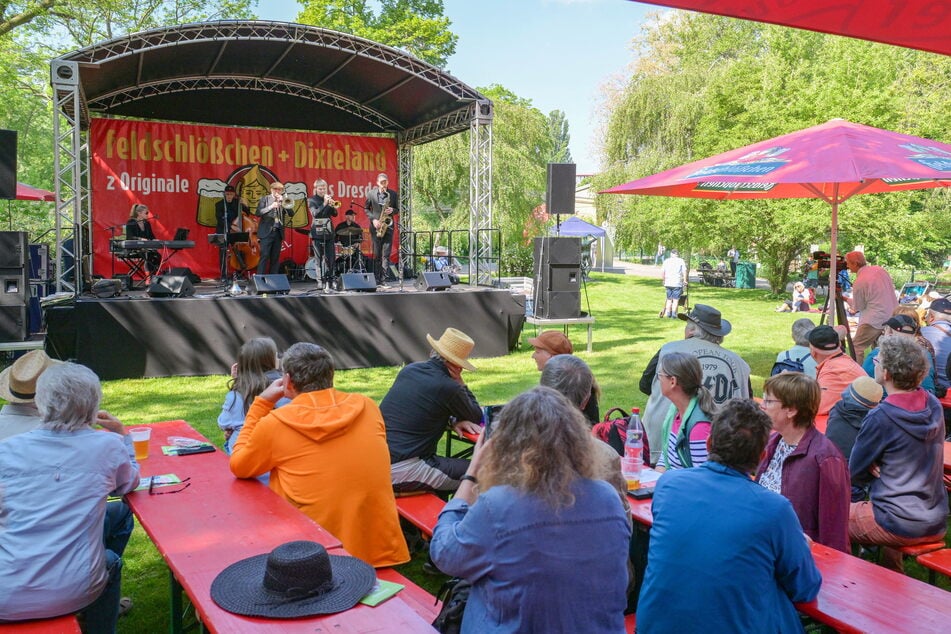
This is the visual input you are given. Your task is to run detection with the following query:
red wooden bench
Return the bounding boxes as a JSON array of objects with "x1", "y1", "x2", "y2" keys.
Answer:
[
  {"x1": 376, "y1": 567, "x2": 441, "y2": 623},
  {"x1": 917, "y1": 548, "x2": 951, "y2": 585},
  {"x1": 0, "y1": 615, "x2": 81, "y2": 633},
  {"x1": 395, "y1": 492, "x2": 445, "y2": 538}
]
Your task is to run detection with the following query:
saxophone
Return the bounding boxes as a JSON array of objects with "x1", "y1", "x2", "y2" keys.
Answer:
[{"x1": 376, "y1": 191, "x2": 393, "y2": 238}]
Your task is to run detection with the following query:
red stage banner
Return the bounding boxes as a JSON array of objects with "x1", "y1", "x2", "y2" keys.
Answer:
[{"x1": 89, "y1": 118, "x2": 398, "y2": 280}]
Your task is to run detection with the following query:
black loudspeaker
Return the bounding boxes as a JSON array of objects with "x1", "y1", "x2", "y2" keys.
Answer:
[
  {"x1": 0, "y1": 231, "x2": 28, "y2": 269},
  {"x1": 0, "y1": 305, "x2": 27, "y2": 342},
  {"x1": 0, "y1": 268, "x2": 28, "y2": 306},
  {"x1": 168, "y1": 266, "x2": 201, "y2": 284},
  {"x1": 532, "y1": 237, "x2": 581, "y2": 319},
  {"x1": 546, "y1": 163, "x2": 576, "y2": 215},
  {"x1": 339, "y1": 272, "x2": 376, "y2": 292},
  {"x1": 148, "y1": 275, "x2": 196, "y2": 298},
  {"x1": 251, "y1": 274, "x2": 290, "y2": 295},
  {"x1": 415, "y1": 271, "x2": 452, "y2": 291},
  {"x1": 91, "y1": 279, "x2": 123, "y2": 298},
  {"x1": 0, "y1": 130, "x2": 16, "y2": 200}
]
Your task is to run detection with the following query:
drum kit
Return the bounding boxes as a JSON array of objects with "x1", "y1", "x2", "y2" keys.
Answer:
[{"x1": 304, "y1": 225, "x2": 366, "y2": 281}]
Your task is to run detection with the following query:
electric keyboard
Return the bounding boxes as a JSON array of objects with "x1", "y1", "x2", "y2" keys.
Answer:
[{"x1": 118, "y1": 240, "x2": 196, "y2": 250}]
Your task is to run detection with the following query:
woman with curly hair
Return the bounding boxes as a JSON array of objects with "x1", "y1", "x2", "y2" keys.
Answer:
[
  {"x1": 429, "y1": 386, "x2": 631, "y2": 633},
  {"x1": 849, "y1": 335, "x2": 947, "y2": 571}
]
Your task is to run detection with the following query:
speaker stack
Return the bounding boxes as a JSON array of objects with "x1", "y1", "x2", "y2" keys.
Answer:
[
  {"x1": 0, "y1": 231, "x2": 29, "y2": 341},
  {"x1": 532, "y1": 237, "x2": 581, "y2": 319}
]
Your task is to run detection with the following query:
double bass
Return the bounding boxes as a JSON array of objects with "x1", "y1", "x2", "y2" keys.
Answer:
[{"x1": 228, "y1": 213, "x2": 261, "y2": 272}]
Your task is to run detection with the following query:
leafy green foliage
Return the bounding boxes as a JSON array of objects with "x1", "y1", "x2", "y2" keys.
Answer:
[
  {"x1": 596, "y1": 12, "x2": 951, "y2": 292},
  {"x1": 296, "y1": 0, "x2": 457, "y2": 67}
]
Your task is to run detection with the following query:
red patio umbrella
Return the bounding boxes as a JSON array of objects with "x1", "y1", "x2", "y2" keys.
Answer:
[
  {"x1": 15, "y1": 182, "x2": 55, "y2": 201},
  {"x1": 633, "y1": 1, "x2": 951, "y2": 57},
  {"x1": 602, "y1": 119, "x2": 951, "y2": 318}
]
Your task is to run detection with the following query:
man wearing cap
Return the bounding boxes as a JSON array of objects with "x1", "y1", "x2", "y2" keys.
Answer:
[
  {"x1": 0, "y1": 350, "x2": 61, "y2": 442},
  {"x1": 529, "y1": 330, "x2": 599, "y2": 424},
  {"x1": 844, "y1": 251, "x2": 898, "y2": 364},
  {"x1": 364, "y1": 173, "x2": 399, "y2": 286},
  {"x1": 380, "y1": 327, "x2": 483, "y2": 493},
  {"x1": 640, "y1": 304, "x2": 751, "y2": 465},
  {"x1": 256, "y1": 181, "x2": 292, "y2": 275},
  {"x1": 921, "y1": 297, "x2": 951, "y2": 396},
  {"x1": 660, "y1": 249, "x2": 687, "y2": 319},
  {"x1": 862, "y1": 314, "x2": 937, "y2": 394},
  {"x1": 214, "y1": 185, "x2": 250, "y2": 280},
  {"x1": 230, "y1": 342, "x2": 409, "y2": 568},
  {"x1": 810, "y1": 325, "x2": 866, "y2": 416}
]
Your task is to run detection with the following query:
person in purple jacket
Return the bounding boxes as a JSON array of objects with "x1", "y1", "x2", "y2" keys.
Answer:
[
  {"x1": 756, "y1": 372, "x2": 851, "y2": 552},
  {"x1": 849, "y1": 335, "x2": 948, "y2": 571}
]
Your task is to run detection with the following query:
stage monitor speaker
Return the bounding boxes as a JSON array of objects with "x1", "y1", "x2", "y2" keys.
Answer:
[
  {"x1": 91, "y1": 279, "x2": 123, "y2": 298},
  {"x1": 339, "y1": 272, "x2": 376, "y2": 292},
  {"x1": 415, "y1": 271, "x2": 452, "y2": 291},
  {"x1": 0, "y1": 231, "x2": 28, "y2": 269},
  {"x1": 148, "y1": 275, "x2": 196, "y2": 298},
  {"x1": 0, "y1": 130, "x2": 16, "y2": 200},
  {"x1": 251, "y1": 274, "x2": 290, "y2": 295},
  {"x1": 545, "y1": 163, "x2": 576, "y2": 215},
  {"x1": 0, "y1": 305, "x2": 26, "y2": 342},
  {"x1": 168, "y1": 266, "x2": 201, "y2": 284},
  {"x1": 0, "y1": 268, "x2": 28, "y2": 306},
  {"x1": 535, "y1": 291, "x2": 581, "y2": 319}
]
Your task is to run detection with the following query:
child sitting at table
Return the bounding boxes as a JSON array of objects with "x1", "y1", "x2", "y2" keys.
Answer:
[{"x1": 217, "y1": 337, "x2": 287, "y2": 455}]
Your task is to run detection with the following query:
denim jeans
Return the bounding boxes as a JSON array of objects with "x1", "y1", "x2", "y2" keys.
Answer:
[{"x1": 80, "y1": 501, "x2": 133, "y2": 633}]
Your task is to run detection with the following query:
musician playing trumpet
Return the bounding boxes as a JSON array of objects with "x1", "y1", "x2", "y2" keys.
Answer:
[
  {"x1": 255, "y1": 181, "x2": 291, "y2": 275},
  {"x1": 307, "y1": 178, "x2": 340, "y2": 285},
  {"x1": 364, "y1": 172, "x2": 399, "y2": 286}
]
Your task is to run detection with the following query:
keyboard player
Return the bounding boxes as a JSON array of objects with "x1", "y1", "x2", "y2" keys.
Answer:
[{"x1": 125, "y1": 203, "x2": 161, "y2": 279}]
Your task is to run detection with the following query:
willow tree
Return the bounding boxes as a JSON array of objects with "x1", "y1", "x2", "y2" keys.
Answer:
[{"x1": 596, "y1": 12, "x2": 951, "y2": 291}]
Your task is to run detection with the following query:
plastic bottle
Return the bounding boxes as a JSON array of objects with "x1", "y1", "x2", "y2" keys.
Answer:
[{"x1": 622, "y1": 407, "x2": 644, "y2": 491}]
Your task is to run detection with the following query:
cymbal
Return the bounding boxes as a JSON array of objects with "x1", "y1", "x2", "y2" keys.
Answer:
[{"x1": 335, "y1": 226, "x2": 364, "y2": 237}]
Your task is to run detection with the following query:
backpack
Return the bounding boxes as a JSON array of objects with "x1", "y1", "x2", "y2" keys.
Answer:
[
  {"x1": 770, "y1": 351, "x2": 810, "y2": 376},
  {"x1": 432, "y1": 577, "x2": 471, "y2": 634},
  {"x1": 807, "y1": 287, "x2": 817, "y2": 305},
  {"x1": 592, "y1": 408, "x2": 652, "y2": 466}
]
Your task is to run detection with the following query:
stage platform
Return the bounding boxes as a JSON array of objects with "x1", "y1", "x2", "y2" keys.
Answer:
[{"x1": 45, "y1": 279, "x2": 526, "y2": 380}]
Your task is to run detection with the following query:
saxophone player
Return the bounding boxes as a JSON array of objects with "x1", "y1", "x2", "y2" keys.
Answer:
[
  {"x1": 364, "y1": 172, "x2": 399, "y2": 286},
  {"x1": 255, "y1": 181, "x2": 290, "y2": 275}
]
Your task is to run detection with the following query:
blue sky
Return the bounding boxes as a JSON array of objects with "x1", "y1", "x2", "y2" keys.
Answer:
[{"x1": 260, "y1": 0, "x2": 656, "y2": 174}]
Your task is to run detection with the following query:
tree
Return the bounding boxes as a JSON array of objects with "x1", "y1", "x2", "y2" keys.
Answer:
[
  {"x1": 412, "y1": 84, "x2": 554, "y2": 276},
  {"x1": 547, "y1": 109, "x2": 571, "y2": 164},
  {"x1": 297, "y1": 0, "x2": 457, "y2": 67},
  {"x1": 596, "y1": 12, "x2": 951, "y2": 291}
]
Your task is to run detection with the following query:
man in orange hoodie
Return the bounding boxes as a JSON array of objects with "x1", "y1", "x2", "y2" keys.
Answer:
[{"x1": 230, "y1": 342, "x2": 409, "y2": 568}]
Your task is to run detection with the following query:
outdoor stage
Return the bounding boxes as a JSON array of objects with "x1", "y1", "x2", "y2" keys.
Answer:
[{"x1": 45, "y1": 281, "x2": 526, "y2": 380}]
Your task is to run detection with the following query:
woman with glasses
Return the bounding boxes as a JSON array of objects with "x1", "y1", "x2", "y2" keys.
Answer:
[
  {"x1": 654, "y1": 352, "x2": 716, "y2": 471},
  {"x1": 848, "y1": 335, "x2": 947, "y2": 571},
  {"x1": 755, "y1": 372, "x2": 850, "y2": 551}
]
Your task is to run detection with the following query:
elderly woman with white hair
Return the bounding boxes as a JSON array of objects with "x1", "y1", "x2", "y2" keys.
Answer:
[{"x1": 0, "y1": 362, "x2": 139, "y2": 632}]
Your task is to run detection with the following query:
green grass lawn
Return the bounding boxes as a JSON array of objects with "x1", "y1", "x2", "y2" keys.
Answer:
[{"x1": 18, "y1": 270, "x2": 951, "y2": 630}]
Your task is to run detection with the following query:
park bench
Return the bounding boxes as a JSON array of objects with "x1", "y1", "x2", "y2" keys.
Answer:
[
  {"x1": 916, "y1": 549, "x2": 951, "y2": 585},
  {"x1": 395, "y1": 492, "x2": 445, "y2": 539},
  {"x1": 0, "y1": 615, "x2": 81, "y2": 633}
]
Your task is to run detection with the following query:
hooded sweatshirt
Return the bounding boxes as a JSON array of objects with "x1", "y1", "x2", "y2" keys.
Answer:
[
  {"x1": 825, "y1": 388, "x2": 877, "y2": 461},
  {"x1": 231, "y1": 388, "x2": 410, "y2": 567},
  {"x1": 849, "y1": 389, "x2": 948, "y2": 538}
]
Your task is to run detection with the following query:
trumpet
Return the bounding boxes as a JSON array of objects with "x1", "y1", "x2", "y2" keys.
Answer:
[{"x1": 326, "y1": 197, "x2": 342, "y2": 209}]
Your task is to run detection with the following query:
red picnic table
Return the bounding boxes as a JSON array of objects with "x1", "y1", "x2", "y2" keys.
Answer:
[
  {"x1": 627, "y1": 470, "x2": 951, "y2": 633},
  {"x1": 126, "y1": 420, "x2": 436, "y2": 634}
]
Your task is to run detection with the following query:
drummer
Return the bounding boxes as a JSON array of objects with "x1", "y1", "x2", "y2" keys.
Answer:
[{"x1": 334, "y1": 209, "x2": 364, "y2": 273}]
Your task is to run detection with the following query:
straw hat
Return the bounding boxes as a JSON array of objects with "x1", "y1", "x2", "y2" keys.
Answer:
[
  {"x1": 0, "y1": 350, "x2": 61, "y2": 404},
  {"x1": 426, "y1": 327, "x2": 477, "y2": 371},
  {"x1": 210, "y1": 541, "x2": 375, "y2": 618}
]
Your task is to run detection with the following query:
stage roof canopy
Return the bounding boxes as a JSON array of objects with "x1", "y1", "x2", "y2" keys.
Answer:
[{"x1": 53, "y1": 20, "x2": 490, "y2": 144}]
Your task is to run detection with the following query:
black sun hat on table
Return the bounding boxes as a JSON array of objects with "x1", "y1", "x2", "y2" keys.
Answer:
[{"x1": 210, "y1": 541, "x2": 376, "y2": 618}]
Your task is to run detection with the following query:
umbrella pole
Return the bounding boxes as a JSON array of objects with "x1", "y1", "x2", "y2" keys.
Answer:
[{"x1": 829, "y1": 194, "x2": 838, "y2": 326}]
